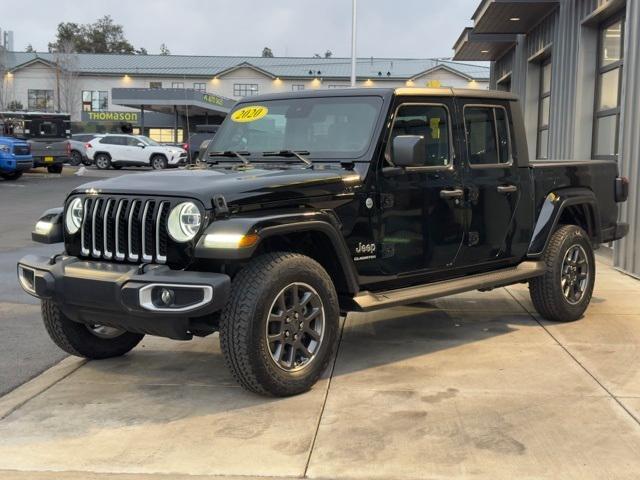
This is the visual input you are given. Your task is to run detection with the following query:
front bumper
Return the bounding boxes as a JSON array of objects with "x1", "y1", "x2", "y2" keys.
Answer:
[
  {"x1": 17, "y1": 255, "x2": 231, "y2": 339},
  {"x1": 0, "y1": 156, "x2": 32, "y2": 172}
]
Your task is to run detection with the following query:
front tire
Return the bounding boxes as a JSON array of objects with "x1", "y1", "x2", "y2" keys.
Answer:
[
  {"x1": 1, "y1": 171, "x2": 23, "y2": 180},
  {"x1": 94, "y1": 153, "x2": 111, "y2": 170},
  {"x1": 151, "y1": 155, "x2": 168, "y2": 170},
  {"x1": 42, "y1": 300, "x2": 144, "y2": 359},
  {"x1": 529, "y1": 225, "x2": 595, "y2": 322},
  {"x1": 219, "y1": 252, "x2": 340, "y2": 396}
]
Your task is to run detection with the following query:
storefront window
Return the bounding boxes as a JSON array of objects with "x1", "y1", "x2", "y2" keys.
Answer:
[
  {"x1": 537, "y1": 59, "x2": 552, "y2": 159},
  {"x1": 193, "y1": 82, "x2": 206, "y2": 92},
  {"x1": 27, "y1": 89, "x2": 54, "y2": 112},
  {"x1": 82, "y1": 91, "x2": 108, "y2": 112},
  {"x1": 150, "y1": 82, "x2": 162, "y2": 89},
  {"x1": 149, "y1": 128, "x2": 183, "y2": 143},
  {"x1": 171, "y1": 82, "x2": 184, "y2": 89},
  {"x1": 593, "y1": 15, "x2": 624, "y2": 159}
]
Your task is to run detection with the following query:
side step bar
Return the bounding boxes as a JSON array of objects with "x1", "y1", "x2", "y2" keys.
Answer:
[{"x1": 352, "y1": 261, "x2": 545, "y2": 312}]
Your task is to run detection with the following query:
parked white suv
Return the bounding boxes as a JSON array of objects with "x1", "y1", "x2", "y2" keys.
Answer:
[{"x1": 86, "y1": 134, "x2": 188, "y2": 170}]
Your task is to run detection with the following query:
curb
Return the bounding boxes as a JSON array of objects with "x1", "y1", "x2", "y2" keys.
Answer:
[{"x1": 0, "y1": 356, "x2": 87, "y2": 420}]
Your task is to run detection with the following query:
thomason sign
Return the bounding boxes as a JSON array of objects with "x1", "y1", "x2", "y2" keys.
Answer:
[{"x1": 83, "y1": 111, "x2": 139, "y2": 122}]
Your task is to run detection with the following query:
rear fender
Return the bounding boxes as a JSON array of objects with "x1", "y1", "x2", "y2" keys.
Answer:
[{"x1": 527, "y1": 188, "x2": 601, "y2": 257}]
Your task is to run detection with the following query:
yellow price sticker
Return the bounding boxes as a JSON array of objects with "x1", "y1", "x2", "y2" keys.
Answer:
[{"x1": 231, "y1": 105, "x2": 269, "y2": 123}]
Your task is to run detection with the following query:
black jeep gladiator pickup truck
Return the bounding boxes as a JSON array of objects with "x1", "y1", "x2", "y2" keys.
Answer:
[{"x1": 18, "y1": 88, "x2": 629, "y2": 396}]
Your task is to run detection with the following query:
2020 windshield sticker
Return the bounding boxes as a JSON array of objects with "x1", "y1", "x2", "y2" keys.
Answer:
[{"x1": 231, "y1": 106, "x2": 269, "y2": 123}]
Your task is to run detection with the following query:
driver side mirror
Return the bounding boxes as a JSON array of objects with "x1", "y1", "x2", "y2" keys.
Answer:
[
  {"x1": 392, "y1": 135, "x2": 426, "y2": 167},
  {"x1": 137, "y1": 142, "x2": 145, "y2": 148}
]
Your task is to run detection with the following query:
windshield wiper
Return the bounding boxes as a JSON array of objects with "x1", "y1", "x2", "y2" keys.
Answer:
[
  {"x1": 263, "y1": 150, "x2": 312, "y2": 167},
  {"x1": 208, "y1": 150, "x2": 251, "y2": 165}
]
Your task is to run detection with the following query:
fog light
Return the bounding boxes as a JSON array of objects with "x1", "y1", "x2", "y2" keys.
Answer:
[
  {"x1": 18, "y1": 265, "x2": 36, "y2": 294},
  {"x1": 160, "y1": 287, "x2": 174, "y2": 306}
]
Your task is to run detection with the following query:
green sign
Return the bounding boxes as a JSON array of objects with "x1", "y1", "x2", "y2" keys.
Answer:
[
  {"x1": 85, "y1": 111, "x2": 139, "y2": 122},
  {"x1": 202, "y1": 94, "x2": 225, "y2": 107}
]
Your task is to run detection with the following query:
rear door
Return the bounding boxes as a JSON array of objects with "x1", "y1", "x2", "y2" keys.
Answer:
[
  {"x1": 454, "y1": 100, "x2": 522, "y2": 266},
  {"x1": 376, "y1": 98, "x2": 465, "y2": 278},
  {"x1": 125, "y1": 136, "x2": 148, "y2": 164}
]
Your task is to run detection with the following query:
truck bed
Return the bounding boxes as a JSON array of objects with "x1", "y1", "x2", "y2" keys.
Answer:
[{"x1": 529, "y1": 159, "x2": 619, "y2": 242}]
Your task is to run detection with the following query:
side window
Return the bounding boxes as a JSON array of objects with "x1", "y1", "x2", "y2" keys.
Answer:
[
  {"x1": 464, "y1": 106, "x2": 511, "y2": 166},
  {"x1": 99, "y1": 137, "x2": 114, "y2": 145},
  {"x1": 126, "y1": 137, "x2": 141, "y2": 146},
  {"x1": 389, "y1": 104, "x2": 451, "y2": 167}
]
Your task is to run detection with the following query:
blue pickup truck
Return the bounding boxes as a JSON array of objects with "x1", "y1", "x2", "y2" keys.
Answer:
[{"x1": 0, "y1": 135, "x2": 32, "y2": 180}]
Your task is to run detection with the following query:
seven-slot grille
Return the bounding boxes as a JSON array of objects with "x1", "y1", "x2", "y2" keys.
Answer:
[{"x1": 79, "y1": 197, "x2": 171, "y2": 264}]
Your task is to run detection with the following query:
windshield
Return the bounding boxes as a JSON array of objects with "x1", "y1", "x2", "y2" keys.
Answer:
[
  {"x1": 137, "y1": 135, "x2": 160, "y2": 146},
  {"x1": 208, "y1": 96, "x2": 383, "y2": 160}
]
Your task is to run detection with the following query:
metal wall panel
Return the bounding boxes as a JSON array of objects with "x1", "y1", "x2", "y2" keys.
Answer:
[
  {"x1": 614, "y1": 0, "x2": 640, "y2": 277},
  {"x1": 494, "y1": 47, "x2": 515, "y2": 81},
  {"x1": 526, "y1": 10, "x2": 557, "y2": 58}
]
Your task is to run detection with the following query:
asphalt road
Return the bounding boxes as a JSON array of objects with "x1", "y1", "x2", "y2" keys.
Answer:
[{"x1": 0, "y1": 166, "x2": 145, "y2": 395}]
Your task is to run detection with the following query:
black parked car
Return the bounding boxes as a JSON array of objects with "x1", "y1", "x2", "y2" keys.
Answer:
[{"x1": 18, "y1": 88, "x2": 629, "y2": 397}]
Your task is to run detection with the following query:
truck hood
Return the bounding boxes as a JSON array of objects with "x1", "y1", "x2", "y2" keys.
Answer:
[{"x1": 71, "y1": 167, "x2": 363, "y2": 208}]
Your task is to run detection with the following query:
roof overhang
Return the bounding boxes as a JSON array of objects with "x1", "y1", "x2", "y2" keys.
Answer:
[
  {"x1": 453, "y1": 27, "x2": 517, "y2": 61},
  {"x1": 111, "y1": 88, "x2": 235, "y2": 116},
  {"x1": 471, "y1": 0, "x2": 559, "y2": 34}
]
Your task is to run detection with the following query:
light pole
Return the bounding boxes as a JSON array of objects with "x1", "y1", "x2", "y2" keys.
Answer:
[{"x1": 350, "y1": 0, "x2": 357, "y2": 87}]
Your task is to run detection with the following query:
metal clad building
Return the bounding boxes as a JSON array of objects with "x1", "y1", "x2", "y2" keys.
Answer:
[{"x1": 454, "y1": 0, "x2": 640, "y2": 278}]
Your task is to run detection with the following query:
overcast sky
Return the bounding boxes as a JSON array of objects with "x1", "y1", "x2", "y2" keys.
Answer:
[{"x1": 2, "y1": 0, "x2": 478, "y2": 59}]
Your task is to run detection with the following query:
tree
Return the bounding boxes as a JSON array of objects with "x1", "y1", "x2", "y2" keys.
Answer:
[
  {"x1": 48, "y1": 16, "x2": 135, "y2": 54},
  {"x1": 7, "y1": 100, "x2": 23, "y2": 111},
  {"x1": 25, "y1": 44, "x2": 35, "y2": 53},
  {"x1": 136, "y1": 47, "x2": 148, "y2": 55},
  {"x1": 262, "y1": 47, "x2": 274, "y2": 58},
  {"x1": 324, "y1": 50, "x2": 333, "y2": 58},
  {"x1": 159, "y1": 43, "x2": 170, "y2": 55},
  {"x1": 51, "y1": 39, "x2": 80, "y2": 113}
]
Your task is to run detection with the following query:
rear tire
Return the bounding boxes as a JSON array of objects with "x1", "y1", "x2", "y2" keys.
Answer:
[
  {"x1": 529, "y1": 225, "x2": 595, "y2": 322},
  {"x1": 94, "y1": 153, "x2": 111, "y2": 170},
  {"x1": 219, "y1": 252, "x2": 340, "y2": 396},
  {"x1": 47, "y1": 164, "x2": 63, "y2": 174},
  {"x1": 151, "y1": 155, "x2": 167, "y2": 170},
  {"x1": 42, "y1": 300, "x2": 144, "y2": 359},
  {"x1": 1, "y1": 171, "x2": 23, "y2": 180}
]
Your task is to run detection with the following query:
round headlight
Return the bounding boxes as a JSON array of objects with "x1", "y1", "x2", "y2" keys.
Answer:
[
  {"x1": 65, "y1": 197, "x2": 84, "y2": 234},
  {"x1": 167, "y1": 202, "x2": 202, "y2": 242}
]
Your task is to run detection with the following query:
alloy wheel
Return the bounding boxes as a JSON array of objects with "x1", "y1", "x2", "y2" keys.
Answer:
[
  {"x1": 561, "y1": 244, "x2": 590, "y2": 304},
  {"x1": 265, "y1": 282, "x2": 325, "y2": 372}
]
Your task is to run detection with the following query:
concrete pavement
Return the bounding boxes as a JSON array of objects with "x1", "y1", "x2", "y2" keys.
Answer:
[{"x1": 1, "y1": 258, "x2": 639, "y2": 479}]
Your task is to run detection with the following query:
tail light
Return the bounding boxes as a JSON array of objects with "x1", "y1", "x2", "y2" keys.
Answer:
[
  {"x1": 615, "y1": 176, "x2": 629, "y2": 203},
  {"x1": 182, "y1": 143, "x2": 189, "y2": 151},
  {"x1": 66, "y1": 141, "x2": 71, "y2": 155},
  {"x1": 85, "y1": 143, "x2": 92, "y2": 149}
]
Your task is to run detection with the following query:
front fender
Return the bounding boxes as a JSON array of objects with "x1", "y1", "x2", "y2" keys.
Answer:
[
  {"x1": 527, "y1": 188, "x2": 600, "y2": 257},
  {"x1": 194, "y1": 210, "x2": 359, "y2": 293}
]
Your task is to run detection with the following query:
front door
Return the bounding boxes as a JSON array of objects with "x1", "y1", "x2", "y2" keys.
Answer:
[
  {"x1": 377, "y1": 99, "x2": 465, "y2": 280},
  {"x1": 455, "y1": 101, "x2": 522, "y2": 266}
]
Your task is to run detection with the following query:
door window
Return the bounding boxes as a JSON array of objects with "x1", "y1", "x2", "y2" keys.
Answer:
[
  {"x1": 388, "y1": 104, "x2": 451, "y2": 167},
  {"x1": 464, "y1": 106, "x2": 511, "y2": 166}
]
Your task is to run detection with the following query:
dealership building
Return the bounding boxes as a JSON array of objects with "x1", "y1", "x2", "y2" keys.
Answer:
[
  {"x1": 454, "y1": 0, "x2": 640, "y2": 277},
  {"x1": 0, "y1": 51, "x2": 488, "y2": 142}
]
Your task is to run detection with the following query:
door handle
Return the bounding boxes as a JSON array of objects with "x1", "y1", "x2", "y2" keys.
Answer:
[
  {"x1": 439, "y1": 188, "x2": 464, "y2": 199},
  {"x1": 497, "y1": 185, "x2": 518, "y2": 194}
]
